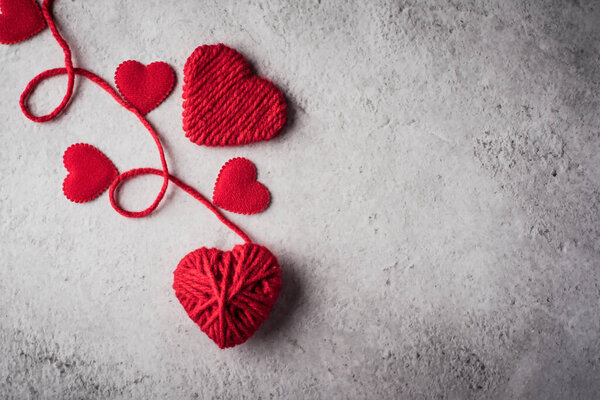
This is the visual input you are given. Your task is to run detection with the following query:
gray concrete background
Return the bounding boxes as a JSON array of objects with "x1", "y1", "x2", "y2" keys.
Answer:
[{"x1": 1, "y1": 0, "x2": 599, "y2": 398}]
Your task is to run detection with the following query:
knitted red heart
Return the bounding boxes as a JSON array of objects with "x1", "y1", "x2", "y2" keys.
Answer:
[
  {"x1": 213, "y1": 158, "x2": 270, "y2": 215},
  {"x1": 62, "y1": 143, "x2": 118, "y2": 203},
  {"x1": 115, "y1": 60, "x2": 175, "y2": 115},
  {"x1": 182, "y1": 44, "x2": 287, "y2": 146},
  {"x1": 0, "y1": 0, "x2": 46, "y2": 45},
  {"x1": 173, "y1": 243, "x2": 281, "y2": 348}
]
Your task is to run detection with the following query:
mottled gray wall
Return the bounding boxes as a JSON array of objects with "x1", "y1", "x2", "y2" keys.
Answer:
[{"x1": 1, "y1": 0, "x2": 599, "y2": 399}]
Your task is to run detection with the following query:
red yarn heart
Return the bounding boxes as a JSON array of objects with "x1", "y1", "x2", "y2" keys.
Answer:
[
  {"x1": 115, "y1": 60, "x2": 175, "y2": 115},
  {"x1": 62, "y1": 143, "x2": 118, "y2": 203},
  {"x1": 182, "y1": 44, "x2": 287, "y2": 146},
  {"x1": 173, "y1": 243, "x2": 281, "y2": 348},
  {"x1": 0, "y1": 0, "x2": 46, "y2": 45},
  {"x1": 213, "y1": 158, "x2": 270, "y2": 215}
]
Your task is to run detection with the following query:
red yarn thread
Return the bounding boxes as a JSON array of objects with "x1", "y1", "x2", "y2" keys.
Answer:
[
  {"x1": 19, "y1": 0, "x2": 252, "y2": 244},
  {"x1": 114, "y1": 168, "x2": 252, "y2": 244}
]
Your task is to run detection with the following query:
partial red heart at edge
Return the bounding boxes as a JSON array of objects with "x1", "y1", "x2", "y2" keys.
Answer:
[
  {"x1": 62, "y1": 143, "x2": 118, "y2": 203},
  {"x1": 213, "y1": 157, "x2": 270, "y2": 215},
  {"x1": 0, "y1": 0, "x2": 46, "y2": 45},
  {"x1": 115, "y1": 60, "x2": 175, "y2": 115}
]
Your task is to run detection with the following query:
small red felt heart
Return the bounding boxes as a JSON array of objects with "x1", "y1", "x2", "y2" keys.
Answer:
[
  {"x1": 213, "y1": 158, "x2": 270, "y2": 215},
  {"x1": 182, "y1": 44, "x2": 287, "y2": 146},
  {"x1": 62, "y1": 143, "x2": 118, "y2": 203},
  {"x1": 173, "y1": 243, "x2": 282, "y2": 349},
  {"x1": 115, "y1": 60, "x2": 175, "y2": 115},
  {"x1": 0, "y1": 0, "x2": 46, "y2": 45}
]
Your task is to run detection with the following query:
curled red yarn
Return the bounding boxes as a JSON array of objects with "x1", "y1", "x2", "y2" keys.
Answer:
[
  {"x1": 17, "y1": 0, "x2": 237, "y2": 227},
  {"x1": 173, "y1": 243, "x2": 281, "y2": 348},
  {"x1": 111, "y1": 168, "x2": 252, "y2": 244}
]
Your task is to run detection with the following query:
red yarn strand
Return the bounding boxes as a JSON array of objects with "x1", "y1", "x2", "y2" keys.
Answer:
[
  {"x1": 18, "y1": 0, "x2": 252, "y2": 244},
  {"x1": 19, "y1": 0, "x2": 74, "y2": 123},
  {"x1": 114, "y1": 168, "x2": 252, "y2": 244}
]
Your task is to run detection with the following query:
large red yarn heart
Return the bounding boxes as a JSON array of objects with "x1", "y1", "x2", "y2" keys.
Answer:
[
  {"x1": 213, "y1": 158, "x2": 270, "y2": 215},
  {"x1": 182, "y1": 44, "x2": 287, "y2": 146},
  {"x1": 173, "y1": 243, "x2": 282, "y2": 348},
  {"x1": 0, "y1": 0, "x2": 46, "y2": 45},
  {"x1": 62, "y1": 143, "x2": 118, "y2": 203},
  {"x1": 114, "y1": 60, "x2": 175, "y2": 115}
]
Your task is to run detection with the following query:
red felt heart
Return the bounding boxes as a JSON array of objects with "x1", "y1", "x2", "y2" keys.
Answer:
[
  {"x1": 182, "y1": 44, "x2": 287, "y2": 146},
  {"x1": 173, "y1": 243, "x2": 281, "y2": 349},
  {"x1": 115, "y1": 60, "x2": 175, "y2": 115},
  {"x1": 62, "y1": 143, "x2": 118, "y2": 203},
  {"x1": 0, "y1": 0, "x2": 46, "y2": 45},
  {"x1": 213, "y1": 158, "x2": 270, "y2": 215}
]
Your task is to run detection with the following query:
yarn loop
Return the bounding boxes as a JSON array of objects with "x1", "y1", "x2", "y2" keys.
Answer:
[{"x1": 17, "y1": 0, "x2": 248, "y2": 235}]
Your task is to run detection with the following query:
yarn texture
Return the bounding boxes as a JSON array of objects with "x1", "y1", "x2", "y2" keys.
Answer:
[
  {"x1": 213, "y1": 157, "x2": 270, "y2": 215},
  {"x1": 0, "y1": 0, "x2": 46, "y2": 45},
  {"x1": 173, "y1": 243, "x2": 282, "y2": 349},
  {"x1": 62, "y1": 143, "x2": 118, "y2": 203},
  {"x1": 115, "y1": 60, "x2": 175, "y2": 115},
  {"x1": 182, "y1": 44, "x2": 287, "y2": 146}
]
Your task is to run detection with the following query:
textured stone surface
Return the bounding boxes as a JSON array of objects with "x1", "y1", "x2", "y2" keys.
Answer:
[{"x1": 1, "y1": 0, "x2": 599, "y2": 398}]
